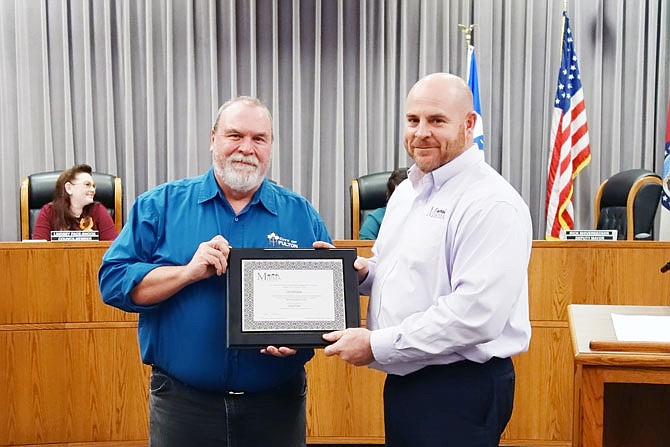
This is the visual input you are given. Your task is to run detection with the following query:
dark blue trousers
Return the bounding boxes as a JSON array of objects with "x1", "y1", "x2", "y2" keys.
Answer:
[
  {"x1": 148, "y1": 367, "x2": 306, "y2": 447},
  {"x1": 383, "y1": 357, "x2": 515, "y2": 447}
]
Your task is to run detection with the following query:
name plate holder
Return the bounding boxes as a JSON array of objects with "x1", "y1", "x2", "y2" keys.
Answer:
[
  {"x1": 50, "y1": 230, "x2": 100, "y2": 241},
  {"x1": 559, "y1": 229, "x2": 617, "y2": 241}
]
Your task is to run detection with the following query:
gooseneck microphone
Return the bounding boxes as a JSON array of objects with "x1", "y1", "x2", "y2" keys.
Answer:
[{"x1": 661, "y1": 260, "x2": 670, "y2": 273}]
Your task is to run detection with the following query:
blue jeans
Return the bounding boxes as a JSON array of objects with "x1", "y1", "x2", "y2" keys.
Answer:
[{"x1": 149, "y1": 367, "x2": 307, "y2": 447}]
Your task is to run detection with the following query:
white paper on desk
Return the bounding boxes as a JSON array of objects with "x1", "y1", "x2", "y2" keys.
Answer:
[{"x1": 611, "y1": 313, "x2": 670, "y2": 342}]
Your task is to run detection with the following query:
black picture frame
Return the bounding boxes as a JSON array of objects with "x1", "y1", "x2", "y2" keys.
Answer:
[{"x1": 226, "y1": 247, "x2": 360, "y2": 348}]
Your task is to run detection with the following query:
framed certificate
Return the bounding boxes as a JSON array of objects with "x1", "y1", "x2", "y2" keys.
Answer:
[{"x1": 226, "y1": 248, "x2": 360, "y2": 348}]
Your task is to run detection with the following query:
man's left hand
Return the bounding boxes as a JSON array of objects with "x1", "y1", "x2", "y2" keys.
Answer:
[
  {"x1": 322, "y1": 328, "x2": 374, "y2": 366},
  {"x1": 261, "y1": 346, "x2": 297, "y2": 357}
]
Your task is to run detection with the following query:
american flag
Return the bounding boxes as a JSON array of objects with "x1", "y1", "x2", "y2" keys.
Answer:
[
  {"x1": 545, "y1": 11, "x2": 591, "y2": 240},
  {"x1": 658, "y1": 100, "x2": 670, "y2": 240}
]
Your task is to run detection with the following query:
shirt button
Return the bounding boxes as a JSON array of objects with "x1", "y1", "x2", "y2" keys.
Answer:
[{"x1": 234, "y1": 217, "x2": 239, "y2": 222}]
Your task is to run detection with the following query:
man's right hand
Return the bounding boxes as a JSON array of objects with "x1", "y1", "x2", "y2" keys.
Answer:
[
  {"x1": 131, "y1": 235, "x2": 231, "y2": 305},
  {"x1": 185, "y1": 235, "x2": 231, "y2": 281}
]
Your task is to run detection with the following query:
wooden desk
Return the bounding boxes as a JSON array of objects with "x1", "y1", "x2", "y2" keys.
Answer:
[
  {"x1": 2, "y1": 240, "x2": 670, "y2": 446},
  {"x1": 0, "y1": 242, "x2": 149, "y2": 447},
  {"x1": 506, "y1": 241, "x2": 670, "y2": 447},
  {"x1": 568, "y1": 304, "x2": 670, "y2": 447},
  {"x1": 308, "y1": 240, "x2": 385, "y2": 443},
  {"x1": 0, "y1": 241, "x2": 383, "y2": 446}
]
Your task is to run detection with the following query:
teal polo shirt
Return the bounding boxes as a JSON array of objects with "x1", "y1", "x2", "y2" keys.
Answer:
[{"x1": 99, "y1": 168, "x2": 331, "y2": 392}]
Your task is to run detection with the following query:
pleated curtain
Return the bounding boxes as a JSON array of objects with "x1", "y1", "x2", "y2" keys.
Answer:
[{"x1": 0, "y1": 0, "x2": 668, "y2": 240}]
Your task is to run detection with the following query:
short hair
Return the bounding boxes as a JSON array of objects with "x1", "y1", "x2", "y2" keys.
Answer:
[{"x1": 212, "y1": 96, "x2": 273, "y2": 133}]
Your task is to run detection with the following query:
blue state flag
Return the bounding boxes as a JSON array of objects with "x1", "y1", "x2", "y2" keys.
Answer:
[{"x1": 467, "y1": 45, "x2": 485, "y2": 150}]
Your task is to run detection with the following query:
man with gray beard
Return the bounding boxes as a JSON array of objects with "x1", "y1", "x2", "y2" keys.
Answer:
[{"x1": 98, "y1": 96, "x2": 331, "y2": 447}]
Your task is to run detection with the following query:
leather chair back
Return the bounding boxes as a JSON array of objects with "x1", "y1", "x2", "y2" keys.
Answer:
[
  {"x1": 350, "y1": 171, "x2": 392, "y2": 239},
  {"x1": 594, "y1": 168, "x2": 662, "y2": 240}
]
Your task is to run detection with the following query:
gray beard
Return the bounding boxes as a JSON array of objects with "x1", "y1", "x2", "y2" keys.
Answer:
[{"x1": 215, "y1": 161, "x2": 266, "y2": 193}]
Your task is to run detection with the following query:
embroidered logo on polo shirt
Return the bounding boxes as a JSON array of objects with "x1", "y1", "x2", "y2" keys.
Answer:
[
  {"x1": 267, "y1": 232, "x2": 299, "y2": 248},
  {"x1": 428, "y1": 207, "x2": 446, "y2": 219}
]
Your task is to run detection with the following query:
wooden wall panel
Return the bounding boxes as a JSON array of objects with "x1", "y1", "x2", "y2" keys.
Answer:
[
  {"x1": 0, "y1": 242, "x2": 135, "y2": 324},
  {"x1": 2, "y1": 240, "x2": 670, "y2": 446},
  {"x1": 527, "y1": 242, "x2": 670, "y2": 321},
  {"x1": 0, "y1": 242, "x2": 148, "y2": 446},
  {"x1": 0, "y1": 329, "x2": 149, "y2": 444},
  {"x1": 502, "y1": 326, "x2": 573, "y2": 444},
  {"x1": 305, "y1": 352, "x2": 385, "y2": 443},
  {"x1": 307, "y1": 240, "x2": 382, "y2": 443}
]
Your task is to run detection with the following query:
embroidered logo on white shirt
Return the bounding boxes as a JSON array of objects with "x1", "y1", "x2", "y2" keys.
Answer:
[
  {"x1": 428, "y1": 207, "x2": 446, "y2": 219},
  {"x1": 266, "y1": 232, "x2": 299, "y2": 248}
]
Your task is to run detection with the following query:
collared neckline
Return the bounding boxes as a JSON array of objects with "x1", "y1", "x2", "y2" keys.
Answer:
[
  {"x1": 196, "y1": 168, "x2": 278, "y2": 215},
  {"x1": 408, "y1": 143, "x2": 481, "y2": 191}
]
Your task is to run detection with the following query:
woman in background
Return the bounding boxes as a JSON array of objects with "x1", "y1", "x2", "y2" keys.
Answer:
[
  {"x1": 32, "y1": 164, "x2": 118, "y2": 241},
  {"x1": 359, "y1": 167, "x2": 408, "y2": 239}
]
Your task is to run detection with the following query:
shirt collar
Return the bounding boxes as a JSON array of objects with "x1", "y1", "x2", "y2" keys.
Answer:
[
  {"x1": 197, "y1": 168, "x2": 222, "y2": 203},
  {"x1": 408, "y1": 143, "x2": 481, "y2": 190},
  {"x1": 197, "y1": 167, "x2": 278, "y2": 216},
  {"x1": 255, "y1": 179, "x2": 279, "y2": 216}
]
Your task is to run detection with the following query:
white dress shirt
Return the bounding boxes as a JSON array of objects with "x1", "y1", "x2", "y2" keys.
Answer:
[{"x1": 361, "y1": 145, "x2": 533, "y2": 376}]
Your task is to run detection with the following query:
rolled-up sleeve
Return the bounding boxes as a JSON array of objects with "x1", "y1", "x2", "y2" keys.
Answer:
[{"x1": 98, "y1": 198, "x2": 162, "y2": 313}]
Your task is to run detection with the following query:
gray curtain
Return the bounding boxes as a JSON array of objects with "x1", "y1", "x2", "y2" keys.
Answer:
[{"x1": 1, "y1": 0, "x2": 668, "y2": 241}]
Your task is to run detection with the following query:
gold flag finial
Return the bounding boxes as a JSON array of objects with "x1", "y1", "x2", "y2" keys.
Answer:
[{"x1": 458, "y1": 23, "x2": 475, "y2": 47}]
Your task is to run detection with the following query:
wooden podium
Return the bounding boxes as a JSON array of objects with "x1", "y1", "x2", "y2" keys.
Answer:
[{"x1": 568, "y1": 304, "x2": 670, "y2": 447}]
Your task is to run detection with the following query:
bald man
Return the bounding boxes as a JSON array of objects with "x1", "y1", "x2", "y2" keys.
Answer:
[{"x1": 321, "y1": 73, "x2": 533, "y2": 446}]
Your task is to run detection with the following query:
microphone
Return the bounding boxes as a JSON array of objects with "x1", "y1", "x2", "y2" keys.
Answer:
[{"x1": 662, "y1": 261, "x2": 670, "y2": 273}]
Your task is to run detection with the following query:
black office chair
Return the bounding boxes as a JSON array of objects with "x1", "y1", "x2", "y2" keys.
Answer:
[
  {"x1": 350, "y1": 171, "x2": 393, "y2": 239},
  {"x1": 20, "y1": 171, "x2": 123, "y2": 240},
  {"x1": 594, "y1": 169, "x2": 662, "y2": 240}
]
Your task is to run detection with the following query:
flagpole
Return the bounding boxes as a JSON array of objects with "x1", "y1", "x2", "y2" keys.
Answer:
[
  {"x1": 560, "y1": 3, "x2": 566, "y2": 46},
  {"x1": 563, "y1": 0, "x2": 569, "y2": 42},
  {"x1": 458, "y1": 23, "x2": 475, "y2": 79},
  {"x1": 458, "y1": 23, "x2": 485, "y2": 152}
]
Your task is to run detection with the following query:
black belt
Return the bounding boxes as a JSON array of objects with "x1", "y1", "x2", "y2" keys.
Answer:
[
  {"x1": 151, "y1": 365, "x2": 305, "y2": 396},
  {"x1": 151, "y1": 366, "x2": 248, "y2": 395}
]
